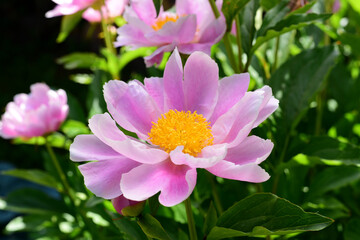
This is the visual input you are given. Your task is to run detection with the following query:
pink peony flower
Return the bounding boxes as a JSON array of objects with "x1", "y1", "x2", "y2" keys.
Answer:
[
  {"x1": 45, "y1": 0, "x2": 128, "y2": 23},
  {"x1": 0, "y1": 83, "x2": 68, "y2": 139},
  {"x1": 115, "y1": 0, "x2": 226, "y2": 66},
  {"x1": 70, "y1": 49, "x2": 278, "y2": 207}
]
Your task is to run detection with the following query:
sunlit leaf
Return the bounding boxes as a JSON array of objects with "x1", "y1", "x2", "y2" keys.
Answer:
[
  {"x1": 2, "y1": 169, "x2": 59, "y2": 190},
  {"x1": 222, "y1": 0, "x2": 251, "y2": 31},
  {"x1": 207, "y1": 193, "x2": 333, "y2": 240}
]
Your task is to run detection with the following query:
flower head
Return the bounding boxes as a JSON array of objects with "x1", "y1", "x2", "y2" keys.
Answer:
[
  {"x1": 115, "y1": 0, "x2": 226, "y2": 66},
  {"x1": 46, "y1": 0, "x2": 128, "y2": 23},
  {"x1": 70, "y1": 49, "x2": 278, "y2": 207},
  {"x1": 0, "y1": 83, "x2": 68, "y2": 139}
]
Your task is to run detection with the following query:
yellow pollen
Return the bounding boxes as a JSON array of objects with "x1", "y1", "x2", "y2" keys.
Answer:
[
  {"x1": 148, "y1": 110, "x2": 214, "y2": 156},
  {"x1": 152, "y1": 15, "x2": 180, "y2": 31}
]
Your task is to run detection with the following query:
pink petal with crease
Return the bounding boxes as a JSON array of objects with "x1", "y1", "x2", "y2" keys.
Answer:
[
  {"x1": 209, "y1": 73, "x2": 250, "y2": 124},
  {"x1": 170, "y1": 144, "x2": 227, "y2": 168},
  {"x1": 212, "y1": 91, "x2": 263, "y2": 147},
  {"x1": 79, "y1": 158, "x2": 140, "y2": 199},
  {"x1": 103, "y1": 80, "x2": 161, "y2": 140},
  {"x1": 163, "y1": 48, "x2": 185, "y2": 111},
  {"x1": 121, "y1": 161, "x2": 197, "y2": 206},
  {"x1": 70, "y1": 134, "x2": 123, "y2": 162},
  {"x1": 225, "y1": 136, "x2": 274, "y2": 165},
  {"x1": 183, "y1": 51, "x2": 219, "y2": 118},
  {"x1": 207, "y1": 160, "x2": 270, "y2": 183}
]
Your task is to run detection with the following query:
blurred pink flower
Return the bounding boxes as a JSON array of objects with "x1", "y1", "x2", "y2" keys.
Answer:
[
  {"x1": 45, "y1": 0, "x2": 128, "y2": 23},
  {"x1": 333, "y1": 0, "x2": 340, "y2": 13},
  {"x1": 70, "y1": 49, "x2": 278, "y2": 207},
  {"x1": 115, "y1": 0, "x2": 226, "y2": 66},
  {"x1": 0, "y1": 83, "x2": 68, "y2": 139}
]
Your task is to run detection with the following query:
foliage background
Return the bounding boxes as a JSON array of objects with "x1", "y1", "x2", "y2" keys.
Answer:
[{"x1": 1, "y1": 0, "x2": 360, "y2": 239}]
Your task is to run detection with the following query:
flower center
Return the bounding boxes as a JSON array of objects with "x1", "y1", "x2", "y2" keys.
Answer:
[
  {"x1": 152, "y1": 14, "x2": 180, "y2": 31},
  {"x1": 148, "y1": 110, "x2": 214, "y2": 156}
]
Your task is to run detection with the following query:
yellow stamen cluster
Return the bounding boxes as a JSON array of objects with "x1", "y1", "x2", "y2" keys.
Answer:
[
  {"x1": 148, "y1": 110, "x2": 214, "y2": 156},
  {"x1": 152, "y1": 15, "x2": 180, "y2": 31}
]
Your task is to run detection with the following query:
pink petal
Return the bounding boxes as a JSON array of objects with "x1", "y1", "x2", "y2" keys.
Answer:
[
  {"x1": 121, "y1": 161, "x2": 197, "y2": 206},
  {"x1": 144, "y1": 77, "x2": 165, "y2": 112},
  {"x1": 70, "y1": 134, "x2": 123, "y2": 162},
  {"x1": 115, "y1": 7, "x2": 154, "y2": 48},
  {"x1": 207, "y1": 160, "x2": 270, "y2": 183},
  {"x1": 163, "y1": 48, "x2": 185, "y2": 111},
  {"x1": 170, "y1": 143, "x2": 227, "y2": 168},
  {"x1": 196, "y1": 15, "x2": 226, "y2": 44},
  {"x1": 131, "y1": 0, "x2": 157, "y2": 25},
  {"x1": 144, "y1": 44, "x2": 176, "y2": 67},
  {"x1": 209, "y1": 73, "x2": 250, "y2": 124},
  {"x1": 88, "y1": 113, "x2": 169, "y2": 164},
  {"x1": 103, "y1": 80, "x2": 161, "y2": 140},
  {"x1": 78, "y1": 158, "x2": 140, "y2": 199},
  {"x1": 176, "y1": 0, "x2": 215, "y2": 31},
  {"x1": 212, "y1": 91, "x2": 263, "y2": 147},
  {"x1": 145, "y1": 15, "x2": 197, "y2": 44},
  {"x1": 225, "y1": 136, "x2": 274, "y2": 165},
  {"x1": 183, "y1": 51, "x2": 219, "y2": 118},
  {"x1": 252, "y1": 86, "x2": 279, "y2": 128}
]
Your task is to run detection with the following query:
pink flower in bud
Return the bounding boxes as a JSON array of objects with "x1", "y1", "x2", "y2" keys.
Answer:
[{"x1": 0, "y1": 83, "x2": 68, "y2": 139}]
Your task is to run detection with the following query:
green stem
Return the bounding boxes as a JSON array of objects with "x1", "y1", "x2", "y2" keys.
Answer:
[
  {"x1": 100, "y1": 10, "x2": 115, "y2": 55},
  {"x1": 271, "y1": 133, "x2": 290, "y2": 194},
  {"x1": 235, "y1": 16, "x2": 244, "y2": 72},
  {"x1": 100, "y1": 7, "x2": 119, "y2": 80},
  {"x1": 208, "y1": 0, "x2": 240, "y2": 73},
  {"x1": 272, "y1": 36, "x2": 280, "y2": 73},
  {"x1": 45, "y1": 139, "x2": 100, "y2": 239},
  {"x1": 185, "y1": 198, "x2": 197, "y2": 240},
  {"x1": 244, "y1": 54, "x2": 253, "y2": 73},
  {"x1": 315, "y1": 94, "x2": 323, "y2": 136},
  {"x1": 45, "y1": 139, "x2": 72, "y2": 197},
  {"x1": 209, "y1": 176, "x2": 223, "y2": 214}
]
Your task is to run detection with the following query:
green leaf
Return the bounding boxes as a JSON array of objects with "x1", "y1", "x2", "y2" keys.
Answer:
[
  {"x1": 119, "y1": 47, "x2": 156, "y2": 72},
  {"x1": 222, "y1": 0, "x2": 252, "y2": 31},
  {"x1": 57, "y1": 11, "x2": 83, "y2": 43},
  {"x1": 207, "y1": 193, "x2": 333, "y2": 240},
  {"x1": 239, "y1": 0, "x2": 260, "y2": 56},
  {"x1": 307, "y1": 166, "x2": 360, "y2": 200},
  {"x1": 203, "y1": 202, "x2": 218, "y2": 236},
  {"x1": 153, "y1": 0, "x2": 163, "y2": 17},
  {"x1": 270, "y1": 46, "x2": 339, "y2": 130},
  {"x1": 70, "y1": 74, "x2": 93, "y2": 85},
  {"x1": 251, "y1": 13, "x2": 332, "y2": 54},
  {"x1": 2, "y1": 169, "x2": 59, "y2": 190},
  {"x1": 344, "y1": 218, "x2": 360, "y2": 240},
  {"x1": 61, "y1": 120, "x2": 90, "y2": 138},
  {"x1": 112, "y1": 216, "x2": 148, "y2": 240},
  {"x1": 302, "y1": 136, "x2": 360, "y2": 166},
  {"x1": 3, "y1": 188, "x2": 67, "y2": 215},
  {"x1": 339, "y1": 32, "x2": 360, "y2": 57},
  {"x1": 137, "y1": 214, "x2": 172, "y2": 240},
  {"x1": 57, "y1": 52, "x2": 101, "y2": 70},
  {"x1": 257, "y1": 0, "x2": 290, "y2": 37},
  {"x1": 260, "y1": 0, "x2": 280, "y2": 11},
  {"x1": 12, "y1": 133, "x2": 71, "y2": 149},
  {"x1": 303, "y1": 197, "x2": 350, "y2": 220}
]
